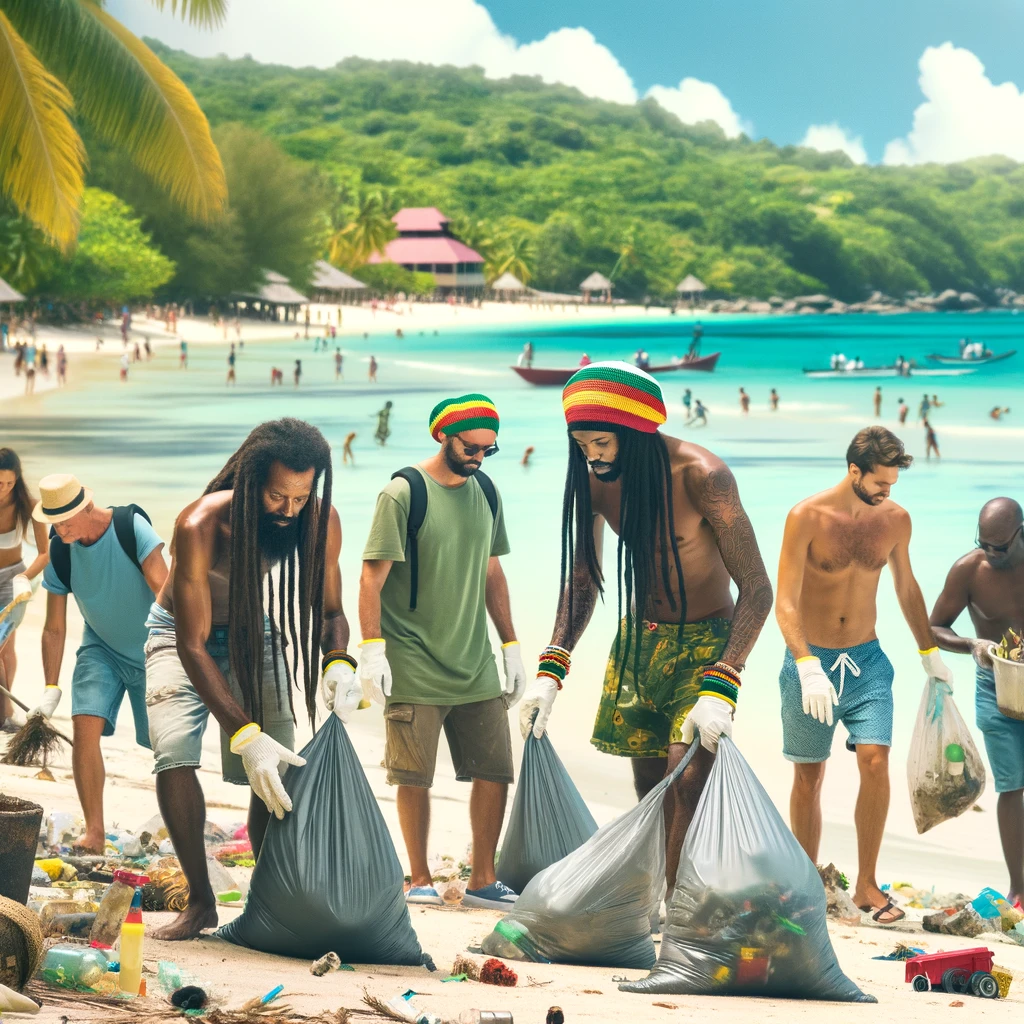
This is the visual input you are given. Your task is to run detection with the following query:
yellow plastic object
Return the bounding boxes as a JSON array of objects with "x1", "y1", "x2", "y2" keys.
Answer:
[
  {"x1": 991, "y1": 966, "x2": 1013, "y2": 999},
  {"x1": 34, "y1": 859, "x2": 64, "y2": 882},
  {"x1": 118, "y1": 918, "x2": 144, "y2": 996}
]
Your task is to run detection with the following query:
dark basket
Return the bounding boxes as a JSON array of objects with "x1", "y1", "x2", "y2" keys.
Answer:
[
  {"x1": 0, "y1": 894, "x2": 43, "y2": 991},
  {"x1": 0, "y1": 794, "x2": 43, "y2": 905}
]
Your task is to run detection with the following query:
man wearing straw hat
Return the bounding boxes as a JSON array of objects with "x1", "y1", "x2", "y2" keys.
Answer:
[
  {"x1": 31, "y1": 474, "x2": 167, "y2": 853},
  {"x1": 931, "y1": 497, "x2": 1024, "y2": 903}
]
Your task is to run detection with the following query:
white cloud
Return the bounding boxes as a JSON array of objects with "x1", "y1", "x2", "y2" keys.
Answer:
[
  {"x1": 800, "y1": 123, "x2": 867, "y2": 164},
  {"x1": 884, "y1": 42, "x2": 1024, "y2": 165},
  {"x1": 645, "y1": 78, "x2": 747, "y2": 138},
  {"x1": 108, "y1": 0, "x2": 637, "y2": 104}
]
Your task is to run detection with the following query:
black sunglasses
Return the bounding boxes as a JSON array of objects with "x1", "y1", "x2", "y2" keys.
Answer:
[
  {"x1": 454, "y1": 434, "x2": 499, "y2": 458},
  {"x1": 976, "y1": 524, "x2": 1023, "y2": 554}
]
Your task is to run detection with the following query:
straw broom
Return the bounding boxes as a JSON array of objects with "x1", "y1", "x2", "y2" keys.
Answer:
[{"x1": 0, "y1": 682, "x2": 72, "y2": 768}]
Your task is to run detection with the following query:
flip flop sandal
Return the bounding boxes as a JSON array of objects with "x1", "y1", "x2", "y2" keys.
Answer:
[{"x1": 858, "y1": 899, "x2": 905, "y2": 925}]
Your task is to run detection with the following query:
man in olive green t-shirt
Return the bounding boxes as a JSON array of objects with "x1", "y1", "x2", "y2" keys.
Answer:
[{"x1": 359, "y1": 394, "x2": 527, "y2": 911}]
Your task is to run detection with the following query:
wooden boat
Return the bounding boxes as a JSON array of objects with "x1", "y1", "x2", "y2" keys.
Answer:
[
  {"x1": 926, "y1": 350, "x2": 1015, "y2": 366},
  {"x1": 512, "y1": 351, "x2": 720, "y2": 386},
  {"x1": 803, "y1": 366, "x2": 976, "y2": 379}
]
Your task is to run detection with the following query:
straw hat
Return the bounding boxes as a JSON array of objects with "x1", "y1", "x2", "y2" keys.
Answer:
[{"x1": 31, "y1": 473, "x2": 93, "y2": 524}]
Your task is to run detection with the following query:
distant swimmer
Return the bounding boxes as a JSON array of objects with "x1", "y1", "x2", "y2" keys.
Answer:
[
  {"x1": 930, "y1": 394, "x2": 944, "y2": 409},
  {"x1": 335, "y1": 348, "x2": 343, "y2": 380},
  {"x1": 917, "y1": 393, "x2": 930, "y2": 421},
  {"x1": 775, "y1": 426, "x2": 950, "y2": 924},
  {"x1": 369, "y1": 355, "x2": 378, "y2": 383},
  {"x1": 227, "y1": 349, "x2": 236, "y2": 386},
  {"x1": 179, "y1": 339, "x2": 187, "y2": 369},
  {"x1": 682, "y1": 388, "x2": 692, "y2": 418},
  {"x1": 873, "y1": 386, "x2": 882, "y2": 418},
  {"x1": 293, "y1": 359, "x2": 302, "y2": 388},
  {"x1": 95, "y1": 336, "x2": 104, "y2": 351},
  {"x1": 770, "y1": 388, "x2": 779, "y2": 411},
  {"x1": 342, "y1": 431, "x2": 356, "y2": 465},
  {"x1": 924, "y1": 418, "x2": 940, "y2": 460},
  {"x1": 375, "y1": 400, "x2": 393, "y2": 446},
  {"x1": 119, "y1": 352, "x2": 129, "y2": 382},
  {"x1": 689, "y1": 398, "x2": 707, "y2": 426},
  {"x1": 521, "y1": 445, "x2": 535, "y2": 467},
  {"x1": 143, "y1": 336, "x2": 152, "y2": 360},
  {"x1": 396, "y1": 329, "x2": 404, "y2": 339},
  {"x1": 270, "y1": 367, "x2": 283, "y2": 386},
  {"x1": 739, "y1": 388, "x2": 750, "y2": 414},
  {"x1": 991, "y1": 406, "x2": 1011, "y2": 421},
  {"x1": 579, "y1": 353, "x2": 591, "y2": 367},
  {"x1": 898, "y1": 397, "x2": 908, "y2": 424}
]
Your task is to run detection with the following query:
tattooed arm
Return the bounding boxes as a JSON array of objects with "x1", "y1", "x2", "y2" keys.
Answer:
[
  {"x1": 550, "y1": 513, "x2": 605, "y2": 651},
  {"x1": 695, "y1": 462, "x2": 773, "y2": 670}
]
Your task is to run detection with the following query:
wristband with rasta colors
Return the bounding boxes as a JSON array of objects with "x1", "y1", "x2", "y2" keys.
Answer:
[
  {"x1": 322, "y1": 649, "x2": 357, "y2": 673},
  {"x1": 229, "y1": 722, "x2": 261, "y2": 753},
  {"x1": 699, "y1": 661, "x2": 742, "y2": 708},
  {"x1": 537, "y1": 644, "x2": 571, "y2": 690}
]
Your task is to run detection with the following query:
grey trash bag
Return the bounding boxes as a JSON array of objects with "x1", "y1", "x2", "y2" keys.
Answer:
[
  {"x1": 496, "y1": 729, "x2": 598, "y2": 895},
  {"x1": 218, "y1": 714, "x2": 427, "y2": 965},
  {"x1": 620, "y1": 737, "x2": 874, "y2": 1002},
  {"x1": 481, "y1": 741, "x2": 699, "y2": 968}
]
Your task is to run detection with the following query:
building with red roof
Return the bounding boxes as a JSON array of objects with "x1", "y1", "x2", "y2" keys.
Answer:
[{"x1": 368, "y1": 207, "x2": 485, "y2": 293}]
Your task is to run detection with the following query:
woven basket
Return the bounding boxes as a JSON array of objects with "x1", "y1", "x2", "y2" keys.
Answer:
[
  {"x1": 0, "y1": 794, "x2": 43, "y2": 904},
  {"x1": 0, "y1": 894, "x2": 43, "y2": 991}
]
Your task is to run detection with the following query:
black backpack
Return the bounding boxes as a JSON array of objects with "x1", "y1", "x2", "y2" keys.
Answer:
[
  {"x1": 48, "y1": 504, "x2": 152, "y2": 592},
  {"x1": 390, "y1": 468, "x2": 498, "y2": 611}
]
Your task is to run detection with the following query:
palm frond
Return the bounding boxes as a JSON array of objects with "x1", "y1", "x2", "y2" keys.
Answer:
[
  {"x1": 0, "y1": 9, "x2": 84, "y2": 248},
  {"x1": 146, "y1": 0, "x2": 228, "y2": 30},
  {"x1": 4, "y1": 0, "x2": 227, "y2": 223}
]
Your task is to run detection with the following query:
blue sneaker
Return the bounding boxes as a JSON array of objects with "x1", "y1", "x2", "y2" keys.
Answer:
[
  {"x1": 462, "y1": 880, "x2": 518, "y2": 910},
  {"x1": 406, "y1": 885, "x2": 443, "y2": 906}
]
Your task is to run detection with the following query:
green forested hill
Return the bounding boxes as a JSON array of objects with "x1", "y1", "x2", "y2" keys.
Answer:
[{"x1": 74, "y1": 46, "x2": 1024, "y2": 301}]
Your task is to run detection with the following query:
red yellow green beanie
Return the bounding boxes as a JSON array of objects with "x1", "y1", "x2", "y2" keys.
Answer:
[
  {"x1": 429, "y1": 394, "x2": 500, "y2": 441},
  {"x1": 562, "y1": 361, "x2": 666, "y2": 434}
]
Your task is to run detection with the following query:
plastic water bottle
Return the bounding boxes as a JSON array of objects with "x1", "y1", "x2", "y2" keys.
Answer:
[
  {"x1": 119, "y1": 887, "x2": 146, "y2": 995},
  {"x1": 459, "y1": 1013, "x2": 514, "y2": 1023},
  {"x1": 90, "y1": 869, "x2": 149, "y2": 948},
  {"x1": 488, "y1": 919, "x2": 549, "y2": 963},
  {"x1": 40, "y1": 945, "x2": 109, "y2": 988}
]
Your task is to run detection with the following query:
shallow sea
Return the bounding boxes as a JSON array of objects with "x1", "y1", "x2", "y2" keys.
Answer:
[{"x1": 4, "y1": 310, "x2": 1023, "y2": 886}]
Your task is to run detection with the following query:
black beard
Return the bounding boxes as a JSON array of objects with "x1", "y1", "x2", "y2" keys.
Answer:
[
  {"x1": 852, "y1": 479, "x2": 883, "y2": 506},
  {"x1": 443, "y1": 444, "x2": 479, "y2": 477},
  {"x1": 257, "y1": 511, "x2": 301, "y2": 563},
  {"x1": 590, "y1": 460, "x2": 622, "y2": 483}
]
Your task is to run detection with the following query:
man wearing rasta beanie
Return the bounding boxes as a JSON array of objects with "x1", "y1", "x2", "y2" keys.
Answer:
[
  {"x1": 359, "y1": 393, "x2": 526, "y2": 911},
  {"x1": 519, "y1": 361, "x2": 773, "y2": 888}
]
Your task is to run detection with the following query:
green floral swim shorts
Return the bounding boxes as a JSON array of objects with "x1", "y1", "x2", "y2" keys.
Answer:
[{"x1": 591, "y1": 617, "x2": 731, "y2": 758}]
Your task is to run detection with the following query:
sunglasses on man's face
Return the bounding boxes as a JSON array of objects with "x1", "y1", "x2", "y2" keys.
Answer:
[
  {"x1": 455, "y1": 435, "x2": 500, "y2": 458},
  {"x1": 976, "y1": 524, "x2": 1023, "y2": 554}
]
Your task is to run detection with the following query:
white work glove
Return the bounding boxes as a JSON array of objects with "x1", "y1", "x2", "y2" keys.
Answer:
[
  {"x1": 231, "y1": 727, "x2": 306, "y2": 820},
  {"x1": 358, "y1": 639, "x2": 392, "y2": 705},
  {"x1": 796, "y1": 656, "x2": 839, "y2": 726},
  {"x1": 680, "y1": 694, "x2": 734, "y2": 752},
  {"x1": 0, "y1": 573, "x2": 32, "y2": 633},
  {"x1": 320, "y1": 660, "x2": 362, "y2": 722},
  {"x1": 29, "y1": 685, "x2": 62, "y2": 720},
  {"x1": 921, "y1": 647, "x2": 954, "y2": 690},
  {"x1": 519, "y1": 676, "x2": 558, "y2": 740},
  {"x1": 501, "y1": 642, "x2": 527, "y2": 707}
]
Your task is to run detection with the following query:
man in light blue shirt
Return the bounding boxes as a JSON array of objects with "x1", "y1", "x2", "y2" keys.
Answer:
[{"x1": 32, "y1": 473, "x2": 167, "y2": 853}]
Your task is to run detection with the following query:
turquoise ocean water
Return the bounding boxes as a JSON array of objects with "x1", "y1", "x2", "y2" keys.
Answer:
[{"x1": 4, "y1": 311, "x2": 1023, "y2": 885}]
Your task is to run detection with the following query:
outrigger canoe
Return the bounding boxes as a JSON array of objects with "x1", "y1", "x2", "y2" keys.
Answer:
[
  {"x1": 512, "y1": 351, "x2": 720, "y2": 386},
  {"x1": 926, "y1": 350, "x2": 1016, "y2": 366}
]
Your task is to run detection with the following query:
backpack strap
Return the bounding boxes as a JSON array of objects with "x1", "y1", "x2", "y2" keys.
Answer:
[
  {"x1": 112, "y1": 504, "x2": 151, "y2": 573},
  {"x1": 48, "y1": 504, "x2": 152, "y2": 593},
  {"x1": 474, "y1": 470, "x2": 499, "y2": 521},
  {"x1": 390, "y1": 469, "x2": 428, "y2": 610}
]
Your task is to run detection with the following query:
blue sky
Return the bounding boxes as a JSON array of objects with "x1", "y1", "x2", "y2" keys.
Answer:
[{"x1": 111, "y1": 0, "x2": 1024, "y2": 165}]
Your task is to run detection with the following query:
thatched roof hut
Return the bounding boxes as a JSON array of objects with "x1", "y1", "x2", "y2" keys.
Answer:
[
  {"x1": 491, "y1": 271, "x2": 526, "y2": 293},
  {"x1": 311, "y1": 260, "x2": 366, "y2": 296},
  {"x1": 0, "y1": 276, "x2": 25, "y2": 303},
  {"x1": 676, "y1": 274, "x2": 706, "y2": 294},
  {"x1": 580, "y1": 272, "x2": 613, "y2": 293}
]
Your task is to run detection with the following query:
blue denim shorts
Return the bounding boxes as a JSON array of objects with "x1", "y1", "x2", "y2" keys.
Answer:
[
  {"x1": 779, "y1": 640, "x2": 894, "y2": 762},
  {"x1": 145, "y1": 619, "x2": 295, "y2": 784},
  {"x1": 976, "y1": 665, "x2": 1024, "y2": 794},
  {"x1": 70, "y1": 630, "x2": 150, "y2": 748}
]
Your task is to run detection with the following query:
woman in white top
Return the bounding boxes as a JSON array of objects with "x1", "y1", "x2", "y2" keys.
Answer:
[{"x1": 0, "y1": 448, "x2": 49, "y2": 725}]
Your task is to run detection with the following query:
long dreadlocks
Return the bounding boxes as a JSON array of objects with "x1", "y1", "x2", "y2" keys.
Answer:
[
  {"x1": 204, "y1": 418, "x2": 332, "y2": 729},
  {"x1": 559, "y1": 426, "x2": 687, "y2": 688}
]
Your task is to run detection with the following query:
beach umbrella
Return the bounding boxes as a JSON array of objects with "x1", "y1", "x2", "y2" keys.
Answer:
[{"x1": 0, "y1": 276, "x2": 25, "y2": 304}]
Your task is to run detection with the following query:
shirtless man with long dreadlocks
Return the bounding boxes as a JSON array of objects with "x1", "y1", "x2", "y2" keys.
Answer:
[
  {"x1": 520, "y1": 362, "x2": 773, "y2": 886},
  {"x1": 145, "y1": 418, "x2": 359, "y2": 940}
]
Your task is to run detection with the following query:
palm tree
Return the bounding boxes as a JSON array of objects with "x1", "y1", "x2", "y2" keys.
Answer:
[
  {"x1": 0, "y1": 0, "x2": 228, "y2": 250},
  {"x1": 330, "y1": 190, "x2": 396, "y2": 265},
  {"x1": 487, "y1": 231, "x2": 535, "y2": 285},
  {"x1": 609, "y1": 224, "x2": 642, "y2": 282}
]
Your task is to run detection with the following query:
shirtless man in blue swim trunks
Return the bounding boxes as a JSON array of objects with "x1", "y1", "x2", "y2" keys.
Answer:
[
  {"x1": 931, "y1": 497, "x2": 1024, "y2": 903},
  {"x1": 776, "y1": 426, "x2": 952, "y2": 924}
]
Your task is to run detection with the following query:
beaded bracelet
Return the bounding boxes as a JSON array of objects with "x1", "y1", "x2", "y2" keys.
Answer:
[
  {"x1": 699, "y1": 661, "x2": 742, "y2": 708},
  {"x1": 538, "y1": 644, "x2": 571, "y2": 690},
  {"x1": 322, "y1": 649, "x2": 357, "y2": 673}
]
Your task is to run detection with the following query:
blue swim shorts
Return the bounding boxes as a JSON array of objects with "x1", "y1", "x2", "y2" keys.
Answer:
[
  {"x1": 975, "y1": 665, "x2": 1024, "y2": 794},
  {"x1": 70, "y1": 627, "x2": 150, "y2": 748},
  {"x1": 779, "y1": 640, "x2": 894, "y2": 763}
]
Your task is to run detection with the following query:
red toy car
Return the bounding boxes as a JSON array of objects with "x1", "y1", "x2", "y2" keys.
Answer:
[{"x1": 905, "y1": 947, "x2": 999, "y2": 998}]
